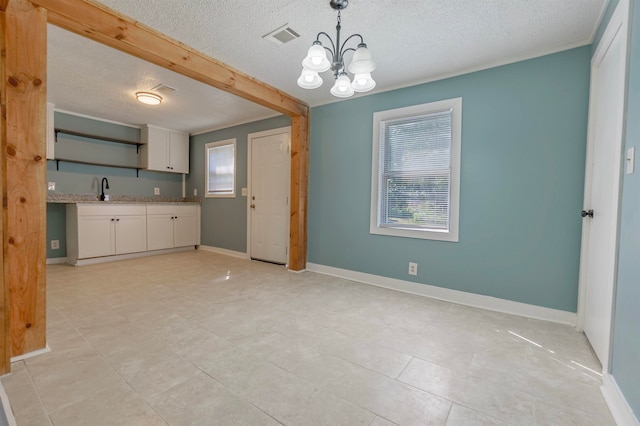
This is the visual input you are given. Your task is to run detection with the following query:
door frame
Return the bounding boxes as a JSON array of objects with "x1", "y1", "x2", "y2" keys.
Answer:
[
  {"x1": 576, "y1": 0, "x2": 628, "y2": 372},
  {"x1": 246, "y1": 126, "x2": 292, "y2": 263}
]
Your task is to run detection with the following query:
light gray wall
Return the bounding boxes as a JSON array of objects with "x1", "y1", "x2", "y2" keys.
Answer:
[{"x1": 187, "y1": 116, "x2": 291, "y2": 252}]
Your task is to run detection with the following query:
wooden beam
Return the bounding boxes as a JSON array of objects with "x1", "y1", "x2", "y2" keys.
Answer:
[
  {"x1": 30, "y1": 0, "x2": 308, "y2": 118},
  {"x1": 4, "y1": 0, "x2": 47, "y2": 357},
  {"x1": 0, "y1": 8, "x2": 10, "y2": 375},
  {"x1": 289, "y1": 114, "x2": 309, "y2": 271}
]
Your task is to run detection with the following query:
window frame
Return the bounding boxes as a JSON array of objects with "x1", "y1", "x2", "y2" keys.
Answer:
[
  {"x1": 205, "y1": 138, "x2": 237, "y2": 198},
  {"x1": 370, "y1": 97, "x2": 462, "y2": 242}
]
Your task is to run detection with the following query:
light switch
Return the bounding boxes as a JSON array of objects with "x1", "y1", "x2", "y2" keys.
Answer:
[
  {"x1": 241, "y1": 187, "x2": 248, "y2": 196},
  {"x1": 626, "y1": 147, "x2": 635, "y2": 174}
]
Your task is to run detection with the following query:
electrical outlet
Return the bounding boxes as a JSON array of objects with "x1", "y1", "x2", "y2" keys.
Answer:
[
  {"x1": 47, "y1": 182, "x2": 56, "y2": 191},
  {"x1": 193, "y1": 188, "x2": 197, "y2": 196},
  {"x1": 154, "y1": 187, "x2": 160, "y2": 195},
  {"x1": 408, "y1": 262, "x2": 418, "y2": 276},
  {"x1": 51, "y1": 240, "x2": 60, "y2": 250}
]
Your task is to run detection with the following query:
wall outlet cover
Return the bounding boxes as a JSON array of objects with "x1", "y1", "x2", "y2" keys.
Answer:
[
  {"x1": 193, "y1": 188, "x2": 197, "y2": 196},
  {"x1": 47, "y1": 182, "x2": 55, "y2": 191},
  {"x1": 408, "y1": 262, "x2": 418, "y2": 276},
  {"x1": 154, "y1": 187, "x2": 160, "y2": 195},
  {"x1": 51, "y1": 240, "x2": 60, "y2": 250},
  {"x1": 241, "y1": 187, "x2": 248, "y2": 196}
]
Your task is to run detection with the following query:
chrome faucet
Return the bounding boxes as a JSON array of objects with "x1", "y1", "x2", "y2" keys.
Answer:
[{"x1": 100, "y1": 177, "x2": 110, "y2": 201}]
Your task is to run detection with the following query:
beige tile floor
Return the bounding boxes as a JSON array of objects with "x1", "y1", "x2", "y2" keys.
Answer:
[{"x1": 2, "y1": 251, "x2": 615, "y2": 425}]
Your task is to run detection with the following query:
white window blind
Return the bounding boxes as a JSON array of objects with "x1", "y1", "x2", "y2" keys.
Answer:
[
  {"x1": 206, "y1": 139, "x2": 236, "y2": 197},
  {"x1": 370, "y1": 97, "x2": 461, "y2": 242},
  {"x1": 379, "y1": 110, "x2": 452, "y2": 230}
]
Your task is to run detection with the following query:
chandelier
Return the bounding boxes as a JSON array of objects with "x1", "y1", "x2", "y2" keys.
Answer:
[{"x1": 297, "y1": 0, "x2": 376, "y2": 98}]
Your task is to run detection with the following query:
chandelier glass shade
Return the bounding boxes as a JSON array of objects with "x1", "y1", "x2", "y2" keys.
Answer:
[{"x1": 297, "y1": 0, "x2": 375, "y2": 98}]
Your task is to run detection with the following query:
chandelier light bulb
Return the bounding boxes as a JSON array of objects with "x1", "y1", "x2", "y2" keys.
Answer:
[
  {"x1": 297, "y1": 68, "x2": 323, "y2": 89},
  {"x1": 351, "y1": 72, "x2": 376, "y2": 92},
  {"x1": 348, "y1": 43, "x2": 376, "y2": 74},
  {"x1": 302, "y1": 42, "x2": 331, "y2": 72},
  {"x1": 330, "y1": 73, "x2": 354, "y2": 98}
]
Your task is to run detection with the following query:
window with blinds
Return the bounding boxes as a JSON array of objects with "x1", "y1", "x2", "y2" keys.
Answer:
[
  {"x1": 370, "y1": 98, "x2": 461, "y2": 241},
  {"x1": 205, "y1": 139, "x2": 236, "y2": 197}
]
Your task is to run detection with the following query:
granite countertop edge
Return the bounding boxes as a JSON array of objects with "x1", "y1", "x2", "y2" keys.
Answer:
[{"x1": 47, "y1": 193, "x2": 201, "y2": 205}]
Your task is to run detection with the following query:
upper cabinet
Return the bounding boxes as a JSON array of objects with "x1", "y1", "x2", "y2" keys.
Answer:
[{"x1": 139, "y1": 124, "x2": 189, "y2": 174}]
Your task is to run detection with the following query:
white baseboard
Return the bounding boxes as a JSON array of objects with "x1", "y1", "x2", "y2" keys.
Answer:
[
  {"x1": 0, "y1": 381, "x2": 17, "y2": 426},
  {"x1": 10, "y1": 345, "x2": 51, "y2": 363},
  {"x1": 197, "y1": 245, "x2": 249, "y2": 259},
  {"x1": 602, "y1": 373, "x2": 639, "y2": 426},
  {"x1": 46, "y1": 257, "x2": 68, "y2": 265},
  {"x1": 71, "y1": 246, "x2": 195, "y2": 266},
  {"x1": 306, "y1": 263, "x2": 576, "y2": 325}
]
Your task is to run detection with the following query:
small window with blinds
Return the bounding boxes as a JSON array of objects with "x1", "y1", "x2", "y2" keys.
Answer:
[
  {"x1": 205, "y1": 139, "x2": 236, "y2": 198},
  {"x1": 370, "y1": 98, "x2": 461, "y2": 241}
]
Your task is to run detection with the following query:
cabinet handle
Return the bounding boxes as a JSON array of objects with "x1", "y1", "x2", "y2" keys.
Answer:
[
  {"x1": 111, "y1": 218, "x2": 115, "y2": 221},
  {"x1": 116, "y1": 218, "x2": 120, "y2": 221}
]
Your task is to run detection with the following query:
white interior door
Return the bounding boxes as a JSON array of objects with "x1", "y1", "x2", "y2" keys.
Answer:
[
  {"x1": 249, "y1": 129, "x2": 290, "y2": 264},
  {"x1": 579, "y1": 1, "x2": 628, "y2": 370}
]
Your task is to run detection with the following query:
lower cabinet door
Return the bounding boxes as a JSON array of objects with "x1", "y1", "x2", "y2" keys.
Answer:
[
  {"x1": 173, "y1": 206, "x2": 198, "y2": 247},
  {"x1": 115, "y1": 214, "x2": 147, "y2": 254},
  {"x1": 78, "y1": 215, "x2": 115, "y2": 258},
  {"x1": 147, "y1": 214, "x2": 174, "y2": 250}
]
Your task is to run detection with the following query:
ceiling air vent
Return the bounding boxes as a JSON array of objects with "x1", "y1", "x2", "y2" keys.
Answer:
[
  {"x1": 151, "y1": 84, "x2": 178, "y2": 93},
  {"x1": 263, "y1": 24, "x2": 300, "y2": 45}
]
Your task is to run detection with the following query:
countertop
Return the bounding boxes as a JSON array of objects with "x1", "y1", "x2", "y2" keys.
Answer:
[{"x1": 47, "y1": 193, "x2": 201, "y2": 205}]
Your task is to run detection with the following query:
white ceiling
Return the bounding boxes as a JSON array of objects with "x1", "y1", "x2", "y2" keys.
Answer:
[{"x1": 47, "y1": 0, "x2": 608, "y2": 134}]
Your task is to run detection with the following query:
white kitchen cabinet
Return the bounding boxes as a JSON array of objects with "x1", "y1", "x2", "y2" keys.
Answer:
[
  {"x1": 67, "y1": 204, "x2": 147, "y2": 262},
  {"x1": 147, "y1": 205, "x2": 199, "y2": 250},
  {"x1": 139, "y1": 124, "x2": 189, "y2": 173}
]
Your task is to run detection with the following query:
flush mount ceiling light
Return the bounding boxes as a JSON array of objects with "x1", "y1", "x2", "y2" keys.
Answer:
[
  {"x1": 135, "y1": 92, "x2": 162, "y2": 105},
  {"x1": 297, "y1": 0, "x2": 376, "y2": 98}
]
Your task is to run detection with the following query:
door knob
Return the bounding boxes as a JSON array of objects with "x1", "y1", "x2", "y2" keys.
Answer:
[
  {"x1": 250, "y1": 204, "x2": 256, "y2": 209},
  {"x1": 581, "y1": 209, "x2": 594, "y2": 218}
]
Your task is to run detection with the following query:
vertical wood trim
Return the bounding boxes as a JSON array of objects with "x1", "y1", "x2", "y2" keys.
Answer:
[
  {"x1": 289, "y1": 114, "x2": 309, "y2": 271},
  {"x1": 4, "y1": 0, "x2": 47, "y2": 357},
  {"x1": 0, "y1": 9, "x2": 10, "y2": 375}
]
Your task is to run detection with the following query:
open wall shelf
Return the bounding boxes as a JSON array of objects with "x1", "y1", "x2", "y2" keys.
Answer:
[{"x1": 53, "y1": 128, "x2": 142, "y2": 177}]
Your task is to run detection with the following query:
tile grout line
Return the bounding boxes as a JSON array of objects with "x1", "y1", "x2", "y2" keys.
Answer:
[{"x1": 18, "y1": 360, "x2": 53, "y2": 426}]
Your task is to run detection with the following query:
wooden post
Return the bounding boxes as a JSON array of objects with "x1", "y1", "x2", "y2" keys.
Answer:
[
  {"x1": 0, "y1": 6, "x2": 9, "y2": 375},
  {"x1": 3, "y1": 0, "x2": 47, "y2": 358},
  {"x1": 289, "y1": 114, "x2": 309, "y2": 271}
]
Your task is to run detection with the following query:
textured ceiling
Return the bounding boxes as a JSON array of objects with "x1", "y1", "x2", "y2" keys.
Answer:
[{"x1": 47, "y1": 0, "x2": 608, "y2": 134}]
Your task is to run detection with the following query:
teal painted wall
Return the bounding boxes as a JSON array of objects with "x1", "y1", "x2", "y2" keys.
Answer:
[
  {"x1": 187, "y1": 116, "x2": 291, "y2": 252},
  {"x1": 307, "y1": 46, "x2": 591, "y2": 312},
  {"x1": 47, "y1": 112, "x2": 183, "y2": 258},
  {"x1": 611, "y1": 0, "x2": 640, "y2": 416}
]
